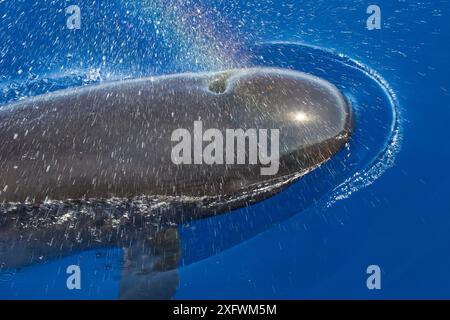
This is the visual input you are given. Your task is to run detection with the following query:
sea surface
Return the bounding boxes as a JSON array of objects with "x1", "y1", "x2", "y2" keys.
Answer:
[{"x1": 0, "y1": 0, "x2": 449, "y2": 299}]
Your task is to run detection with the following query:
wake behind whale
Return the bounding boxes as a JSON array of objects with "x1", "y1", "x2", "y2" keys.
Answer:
[{"x1": 0, "y1": 67, "x2": 352, "y2": 298}]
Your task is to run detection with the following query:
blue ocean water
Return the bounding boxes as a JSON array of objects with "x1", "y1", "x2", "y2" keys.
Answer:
[{"x1": 0, "y1": 0, "x2": 449, "y2": 299}]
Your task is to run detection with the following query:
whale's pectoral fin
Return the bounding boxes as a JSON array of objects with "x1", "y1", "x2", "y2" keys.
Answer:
[{"x1": 119, "y1": 228, "x2": 181, "y2": 300}]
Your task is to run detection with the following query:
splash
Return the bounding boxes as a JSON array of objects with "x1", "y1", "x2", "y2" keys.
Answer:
[{"x1": 325, "y1": 50, "x2": 402, "y2": 206}]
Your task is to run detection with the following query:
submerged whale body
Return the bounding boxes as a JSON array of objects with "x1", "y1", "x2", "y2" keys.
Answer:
[
  {"x1": 0, "y1": 68, "x2": 352, "y2": 297},
  {"x1": 0, "y1": 68, "x2": 352, "y2": 217}
]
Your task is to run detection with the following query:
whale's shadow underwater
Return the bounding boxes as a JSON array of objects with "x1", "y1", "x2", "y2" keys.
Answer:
[{"x1": 0, "y1": 43, "x2": 399, "y2": 299}]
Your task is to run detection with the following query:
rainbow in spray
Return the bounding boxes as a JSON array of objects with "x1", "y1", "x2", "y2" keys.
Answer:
[{"x1": 137, "y1": 0, "x2": 248, "y2": 71}]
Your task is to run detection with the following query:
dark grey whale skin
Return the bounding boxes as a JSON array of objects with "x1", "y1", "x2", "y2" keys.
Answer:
[
  {"x1": 0, "y1": 67, "x2": 352, "y2": 207},
  {"x1": 0, "y1": 68, "x2": 352, "y2": 299}
]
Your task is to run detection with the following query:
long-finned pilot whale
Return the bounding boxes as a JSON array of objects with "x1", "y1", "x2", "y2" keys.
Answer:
[
  {"x1": 0, "y1": 68, "x2": 352, "y2": 299},
  {"x1": 0, "y1": 68, "x2": 352, "y2": 214}
]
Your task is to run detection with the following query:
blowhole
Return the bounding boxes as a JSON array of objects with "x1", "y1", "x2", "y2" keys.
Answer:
[{"x1": 208, "y1": 73, "x2": 230, "y2": 94}]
